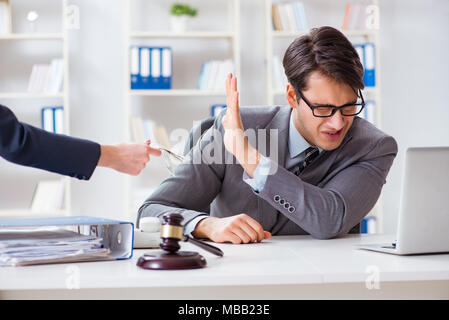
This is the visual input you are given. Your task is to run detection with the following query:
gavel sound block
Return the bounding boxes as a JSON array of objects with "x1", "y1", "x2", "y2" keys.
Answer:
[{"x1": 136, "y1": 213, "x2": 223, "y2": 270}]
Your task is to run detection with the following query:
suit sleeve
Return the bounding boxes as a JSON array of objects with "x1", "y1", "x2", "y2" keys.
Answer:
[
  {"x1": 137, "y1": 113, "x2": 227, "y2": 229},
  {"x1": 256, "y1": 135, "x2": 398, "y2": 239},
  {"x1": 0, "y1": 104, "x2": 100, "y2": 180}
]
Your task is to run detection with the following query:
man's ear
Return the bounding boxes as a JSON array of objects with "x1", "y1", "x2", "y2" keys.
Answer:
[{"x1": 286, "y1": 83, "x2": 298, "y2": 109}]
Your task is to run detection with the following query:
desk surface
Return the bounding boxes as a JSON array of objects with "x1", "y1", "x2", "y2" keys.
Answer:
[{"x1": 1, "y1": 234, "x2": 448, "y2": 299}]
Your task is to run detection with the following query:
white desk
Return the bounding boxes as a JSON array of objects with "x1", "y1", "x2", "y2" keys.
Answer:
[{"x1": 1, "y1": 234, "x2": 448, "y2": 299}]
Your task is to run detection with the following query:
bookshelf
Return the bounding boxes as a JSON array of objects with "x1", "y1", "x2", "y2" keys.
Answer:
[
  {"x1": 0, "y1": 0, "x2": 70, "y2": 217},
  {"x1": 264, "y1": 0, "x2": 384, "y2": 232},
  {"x1": 122, "y1": 0, "x2": 241, "y2": 221}
]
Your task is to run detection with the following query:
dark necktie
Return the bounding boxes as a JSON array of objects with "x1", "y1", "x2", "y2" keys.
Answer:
[{"x1": 294, "y1": 147, "x2": 319, "y2": 175}]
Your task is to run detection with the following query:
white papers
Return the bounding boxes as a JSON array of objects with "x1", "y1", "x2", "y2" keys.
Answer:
[
  {"x1": 0, "y1": 227, "x2": 109, "y2": 266},
  {"x1": 27, "y1": 59, "x2": 64, "y2": 94},
  {"x1": 197, "y1": 59, "x2": 234, "y2": 91}
]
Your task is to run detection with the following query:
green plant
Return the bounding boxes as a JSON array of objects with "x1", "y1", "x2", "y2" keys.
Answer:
[{"x1": 170, "y1": 3, "x2": 198, "y2": 17}]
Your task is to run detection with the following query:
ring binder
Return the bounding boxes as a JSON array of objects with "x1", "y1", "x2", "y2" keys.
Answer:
[{"x1": 0, "y1": 216, "x2": 134, "y2": 265}]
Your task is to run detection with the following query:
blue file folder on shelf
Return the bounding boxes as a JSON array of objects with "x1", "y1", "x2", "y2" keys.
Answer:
[
  {"x1": 41, "y1": 106, "x2": 64, "y2": 134},
  {"x1": 130, "y1": 46, "x2": 172, "y2": 90},
  {"x1": 130, "y1": 46, "x2": 141, "y2": 89},
  {"x1": 361, "y1": 216, "x2": 377, "y2": 234},
  {"x1": 354, "y1": 43, "x2": 375, "y2": 87},
  {"x1": 0, "y1": 216, "x2": 134, "y2": 266},
  {"x1": 363, "y1": 43, "x2": 376, "y2": 87}
]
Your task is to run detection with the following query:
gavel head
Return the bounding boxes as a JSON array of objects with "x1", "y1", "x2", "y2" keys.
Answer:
[{"x1": 160, "y1": 213, "x2": 184, "y2": 253}]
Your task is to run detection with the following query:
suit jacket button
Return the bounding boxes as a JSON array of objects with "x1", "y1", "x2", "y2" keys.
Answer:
[
  {"x1": 279, "y1": 199, "x2": 285, "y2": 205},
  {"x1": 284, "y1": 202, "x2": 290, "y2": 209},
  {"x1": 274, "y1": 195, "x2": 281, "y2": 202},
  {"x1": 288, "y1": 206, "x2": 295, "y2": 213}
]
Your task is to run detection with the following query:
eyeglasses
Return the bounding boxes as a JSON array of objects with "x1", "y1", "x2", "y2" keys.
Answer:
[
  {"x1": 297, "y1": 89, "x2": 365, "y2": 118},
  {"x1": 157, "y1": 146, "x2": 186, "y2": 175}
]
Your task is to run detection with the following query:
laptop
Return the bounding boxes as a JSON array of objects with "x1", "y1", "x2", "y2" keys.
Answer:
[{"x1": 357, "y1": 146, "x2": 449, "y2": 255}]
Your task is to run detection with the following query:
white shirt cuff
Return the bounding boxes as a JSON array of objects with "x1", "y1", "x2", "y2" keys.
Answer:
[
  {"x1": 243, "y1": 155, "x2": 271, "y2": 193},
  {"x1": 184, "y1": 215, "x2": 209, "y2": 236}
]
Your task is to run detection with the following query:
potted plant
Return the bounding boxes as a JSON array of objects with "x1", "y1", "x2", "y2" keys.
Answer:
[{"x1": 170, "y1": 3, "x2": 198, "y2": 33}]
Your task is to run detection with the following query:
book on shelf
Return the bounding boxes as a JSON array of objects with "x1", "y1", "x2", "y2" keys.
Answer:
[
  {"x1": 342, "y1": 2, "x2": 377, "y2": 31},
  {"x1": 130, "y1": 46, "x2": 172, "y2": 90},
  {"x1": 27, "y1": 59, "x2": 64, "y2": 94},
  {"x1": 272, "y1": 55, "x2": 288, "y2": 91},
  {"x1": 354, "y1": 42, "x2": 375, "y2": 87},
  {"x1": 272, "y1": 1, "x2": 308, "y2": 32},
  {"x1": 197, "y1": 59, "x2": 234, "y2": 91},
  {"x1": 41, "y1": 106, "x2": 64, "y2": 134},
  {"x1": 130, "y1": 116, "x2": 171, "y2": 149},
  {"x1": 0, "y1": 0, "x2": 11, "y2": 34}
]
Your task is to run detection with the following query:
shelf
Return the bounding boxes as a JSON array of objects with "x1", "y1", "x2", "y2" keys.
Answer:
[
  {"x1": 271, "y1": 29, "x2": 378, "y2": 38},
  {"x1": 130, "y1": 31, "x2": 234, "y2": 39},
  {"x1": 0, "y1": 33, "x2": 64, "y2": 41},
  {"x1": 129, "y1": 89, "x2": 226, "y2": 97},
  {"x1": 0, "y1": 92, "x2": 64, "y2": 99}
]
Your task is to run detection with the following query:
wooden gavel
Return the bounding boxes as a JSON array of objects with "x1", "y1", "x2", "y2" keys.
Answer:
[
  {"x1": 160, "y1": 213, "x2": 224, "y2": 256},
  {"x1": 137, "y1": 213, "x2": 223, "y2": 270}
]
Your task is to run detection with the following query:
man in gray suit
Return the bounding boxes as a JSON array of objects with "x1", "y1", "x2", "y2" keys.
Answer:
[{"x1": 138, "y1": 26, "x2": 398, "y2": 243}]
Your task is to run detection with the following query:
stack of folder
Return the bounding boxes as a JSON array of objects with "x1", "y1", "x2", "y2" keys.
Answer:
[
  {"x1": 0, "y1": 216, "x2": 134, "y2": 266},
  {"x1": 130, "y1": 46, "x2": 172, "y2": 90},
  {"x1": 0, "y1": 228, "x2": 108, "y2": 266}
]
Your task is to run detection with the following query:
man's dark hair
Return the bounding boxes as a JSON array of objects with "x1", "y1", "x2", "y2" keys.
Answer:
[{"x1": 283, "y1": 26, "x2": 364, "y2": 94}]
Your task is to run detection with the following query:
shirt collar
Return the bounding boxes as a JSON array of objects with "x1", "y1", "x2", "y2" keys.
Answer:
[{"x1": 288, "y1": 112, "x2": 322, "y2": 158}]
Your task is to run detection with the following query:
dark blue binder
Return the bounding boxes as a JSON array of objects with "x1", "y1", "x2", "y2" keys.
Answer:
[{"x1": 130, "y1": 46, "x2": 172, "y2": 90}]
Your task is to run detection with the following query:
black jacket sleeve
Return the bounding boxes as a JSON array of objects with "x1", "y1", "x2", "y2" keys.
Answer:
[{"x1": 0, "y1": 104, "x2": 100, "y2": 180}]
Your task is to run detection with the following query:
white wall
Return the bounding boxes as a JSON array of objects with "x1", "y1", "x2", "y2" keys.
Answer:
[
  {"x1": 1, "y1": 0, "x2": 448, "y2": 231},
  {"x1": 379, "y1": 0, "x2": 449, "y2": 232}
]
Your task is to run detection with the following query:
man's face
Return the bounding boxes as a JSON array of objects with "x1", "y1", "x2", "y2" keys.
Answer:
[{"x1": 288, "y1": 71, "x2": 358, "y2": 151}]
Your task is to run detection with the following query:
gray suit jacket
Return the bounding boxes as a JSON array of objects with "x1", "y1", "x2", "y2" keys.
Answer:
[{"x1": 138, "y1": 106, "x2": 398, "y2": 239}]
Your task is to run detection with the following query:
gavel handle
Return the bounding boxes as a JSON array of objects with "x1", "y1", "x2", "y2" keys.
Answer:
[{"x1": 183, "y1": 235, "x2": 224, "y2": 257}]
